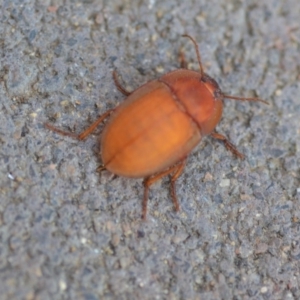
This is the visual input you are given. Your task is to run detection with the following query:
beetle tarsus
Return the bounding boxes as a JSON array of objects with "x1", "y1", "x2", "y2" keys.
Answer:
[{"x1": 44, "y1": 123, "x2": 78, "y2": 139}]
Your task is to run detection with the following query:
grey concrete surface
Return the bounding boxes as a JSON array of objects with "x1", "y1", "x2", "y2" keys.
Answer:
[{"x1": 0, "y1": 0, "x2": 300, "y2": 299}]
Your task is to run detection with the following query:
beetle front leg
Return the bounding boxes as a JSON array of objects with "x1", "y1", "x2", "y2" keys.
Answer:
[
  {"x1": 142, "y1": 160, "x2": 186, "y2": 220},
  {"x1": 211, "y1": 131, "x2": 244, "y2": 159}
]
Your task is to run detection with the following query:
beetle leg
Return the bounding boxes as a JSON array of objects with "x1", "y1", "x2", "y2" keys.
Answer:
[
  {"x1": 142, "y1": 160, "x2": 186, "y2": 220},
  {"x1": 211, "y1": 131, "x2": 245, "y2": 159},
  {"x1": 96, "y1": 165, "x2": 118, "y2": 181},
  {"x1": 112, "y1": 71, "x2": 131, "y2": 96},
  {"x1": 45, "y1": 109, "x2": 115, "y2": 141},
  {"x1": 170, "y1": 160, "x2": 186, "y2": 212},
  {"x1": 96, "y1": 165, "x2": 106, "y2": 172}
]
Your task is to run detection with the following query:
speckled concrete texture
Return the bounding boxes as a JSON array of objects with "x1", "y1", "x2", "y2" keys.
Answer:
[{"x1": 0, "y1": 0, "x2": 300, "y2": 299}]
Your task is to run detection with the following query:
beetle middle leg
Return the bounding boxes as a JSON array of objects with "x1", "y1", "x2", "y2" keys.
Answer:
[
  {"x1": 112, "y1": 71, "x2": 131, "y2": 96},
  {"x1": 142, "y1": 160, "x2": 186, "y2": 220},
  {"x1": 211, "y1": 131, "x2": 244, "y2": 159}
]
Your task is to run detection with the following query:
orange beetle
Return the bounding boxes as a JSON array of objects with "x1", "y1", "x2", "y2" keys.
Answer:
[{"x1": 45, "y1": 35, "x2": 267, "y2": 220}]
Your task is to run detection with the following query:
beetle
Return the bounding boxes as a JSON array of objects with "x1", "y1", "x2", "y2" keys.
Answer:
[{"x1": 45, "y1": 34, "x2": 267, "y2": 220}]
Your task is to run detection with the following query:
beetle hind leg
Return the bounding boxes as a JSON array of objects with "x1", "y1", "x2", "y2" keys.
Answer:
[
  {"x1": 142, "y1": 160, "x2": 186, "y2": 220},
  {"x1": 211, "y1": 131, "x2": 245, "y2": 159},
  {"x1": 170, "y1": 161, "x2": 185, "y2": 212},
  {"x1": 45, "y1": 109, "x2": 114, "y2": 141}
]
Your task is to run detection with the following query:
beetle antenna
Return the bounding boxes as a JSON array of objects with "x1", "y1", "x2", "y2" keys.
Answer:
[
  {"x1": 223, "y1": 94, "x2": 269, "y2": 105},
  {"x1": 182, "y1": 34, "x2": 204, "y2": 76}
]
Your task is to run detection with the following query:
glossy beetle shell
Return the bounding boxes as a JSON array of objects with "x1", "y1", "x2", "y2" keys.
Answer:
[{"x1": 101, "y1": 69, "x2": 223, "y2": 178}]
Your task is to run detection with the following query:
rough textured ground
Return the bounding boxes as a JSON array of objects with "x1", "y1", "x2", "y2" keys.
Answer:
[{"x1": 0, "y1": 0, "x2": 300, "y2": 299}]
